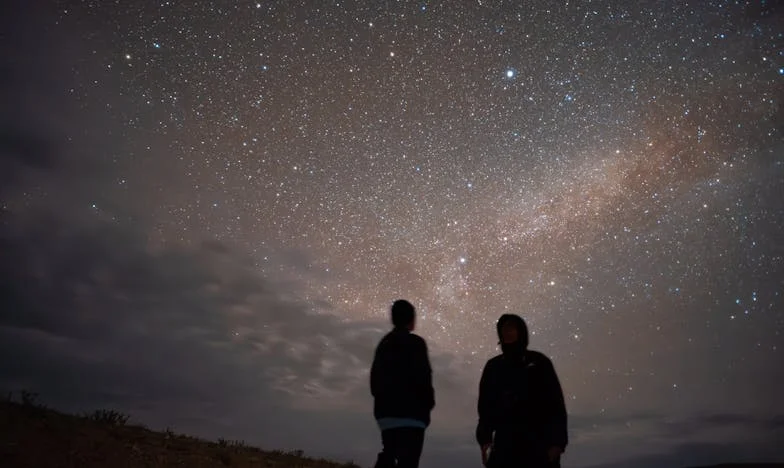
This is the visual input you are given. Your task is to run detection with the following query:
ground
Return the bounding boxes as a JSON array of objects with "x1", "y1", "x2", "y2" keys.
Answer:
[{"x1": 0, "y1": 396, "x2": 360, "y2": 468}]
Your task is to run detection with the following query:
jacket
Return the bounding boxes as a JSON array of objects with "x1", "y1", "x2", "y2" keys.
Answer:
[
  {"x1": 370, "y1": 328, "x2": 435, "y2": 425},
  {"x1": 476, "y1": 350, "x2": 568, "y2": 453}
]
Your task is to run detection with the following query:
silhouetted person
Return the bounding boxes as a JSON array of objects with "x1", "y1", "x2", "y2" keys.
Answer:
[
  {"x1": 370, "y1": 299, "x2": 435, "y2": 468},
  {"x1": 476, "y1": 314, "x2": 568, "y2": 468}
]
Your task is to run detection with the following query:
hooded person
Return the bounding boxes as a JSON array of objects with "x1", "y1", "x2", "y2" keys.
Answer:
[{"x1": 475, "y1": 314, "x2": 568, "y2": 468}]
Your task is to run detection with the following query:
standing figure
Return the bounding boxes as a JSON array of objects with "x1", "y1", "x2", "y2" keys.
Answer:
[
  {"x1": 371, "y1": 299, "x2": 435, "y2": 468},
  {"x1": 476, "y1": 314, "x2": 568, "y2": 468}
]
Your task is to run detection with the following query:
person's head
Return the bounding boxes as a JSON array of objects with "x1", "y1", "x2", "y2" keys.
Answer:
[
  {"x1": 391, "y1": 299, "x2": 416, "y2": 330},
  {"x1": 496, "y1": 313, "x2": 529, "y2": 349}
]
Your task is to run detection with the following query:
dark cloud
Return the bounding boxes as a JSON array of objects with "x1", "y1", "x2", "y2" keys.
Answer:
[
  {"x1": 581, "y1": 440, "x2": 784, "y2": 468},
  {"x1": 566, "y1": 410, "x2": 784, "y2": 468},
  {"x1": 0, "y1": 130, "x2": 56, "y2": 170},
  {"x1": 0, "y1": 1, "x2": 69, "y2": 178},
  {"x1": 0, "y1": 208, "x2": 480, "y2": 464},
  {"x1": 1, "y1": 209, "x2": 354, "y2": 443},
  {"x1": 667, "y1": 413, "x2": 784, "y2": 436},
  {"x1": 570, "y1": 411, "x2": 784, "y2": 440},
  {"x1": 2, "y1": 209, "x2": 782, "y2": 467}
]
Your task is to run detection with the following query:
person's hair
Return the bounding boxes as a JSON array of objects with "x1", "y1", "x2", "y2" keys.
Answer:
[
  {"x1": 496, "y1": 313, "x2": 529, "y2": 348},
  {"x1": 391, "y1": 299, "x2": 415, "y2": 328}
]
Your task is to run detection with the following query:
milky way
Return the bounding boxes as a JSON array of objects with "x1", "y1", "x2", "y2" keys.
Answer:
[
  {"x1": 2, "y1": 1, "x2": 783, "y2": 466},
  {"x1": 66, "y1": 0, "x2": 783, "y2": 362}
]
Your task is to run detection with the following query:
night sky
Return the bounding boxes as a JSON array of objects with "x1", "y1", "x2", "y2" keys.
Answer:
[{"x1": 1, "y1": 1, "x2": 783, "y2": 467}]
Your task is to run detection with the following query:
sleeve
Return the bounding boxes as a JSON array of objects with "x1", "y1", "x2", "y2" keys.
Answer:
[
  {"x1": 417, "y1": 338, "x2": 435, "y2": 410},
  {"x1": 475, "y1": 360, "x2": 495, "y2": 446},
  {"x1": 543, "y1": 358, "x2": 568, "y2": 450},
  {"x1": 370, "y1": 343, "x2": 382, "y2": 398}
]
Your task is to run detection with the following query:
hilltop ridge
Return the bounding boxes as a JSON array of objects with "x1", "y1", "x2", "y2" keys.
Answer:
[{"x1": 0, "y1": 394, "x2": 360, "y2": 468}]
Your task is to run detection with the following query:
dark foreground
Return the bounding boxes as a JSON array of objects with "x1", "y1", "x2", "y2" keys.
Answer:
[
  {"x1": 2, "y1": 396, "x2": 781, "y2": 468},
  {"x1": 0, "y1": 398, "x2": 360, "y2": 468}
]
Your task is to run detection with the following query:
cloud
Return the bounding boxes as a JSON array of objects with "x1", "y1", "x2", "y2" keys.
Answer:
[
  {"x1": 565, "y1": 410, "x2": 784, "y2": 468},
  {"x1": 0, "y1": 2, "x2": 71, "y2": 185},
  {"x1": 0, "y1": 208, "x2": 481, "y2": 465},
  {"x1": 0, "y1": 209, "x2": 363, "y2": 450},
  {"x1": 580, "y1": 440, "x2": 784, "y2": 468},
  {"x1": 0, "y1": 129, "x2": 57, "y2": 171},
  {"x1": 666, "y1": 413, "x2": 784, "y2": 437},
  {"x1": 1, "y1": 209, "x2": 781, "y2": 467}
]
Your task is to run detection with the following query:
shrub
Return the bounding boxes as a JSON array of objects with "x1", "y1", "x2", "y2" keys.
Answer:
[{"x1": 89, "y1": 409, "x2": 130, "y2": 426}]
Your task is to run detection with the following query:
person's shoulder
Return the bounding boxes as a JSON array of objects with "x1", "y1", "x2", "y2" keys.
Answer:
[
  {"x1": 484, "y1": 354, "x2": 505, "y2": 367},
  {"x1": 377, "y1": 330, "x2": 392, "y2": 342},
  {"x1": 375, "y1": 330, "x2": 396, "y2": 348},
  {"x1": 407, "y1": 332, "x2": 428, "y2": 348}
]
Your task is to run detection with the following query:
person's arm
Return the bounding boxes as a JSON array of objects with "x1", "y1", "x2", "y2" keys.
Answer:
[
  {"x1": 543, "y1": 358, "x2": 568, "y2": 451},
  {"x1": 424, "y1": 341, "x2": 435, "y2": 410},
  {"x1": 414, "y1": 337, "x2": 435, "y2": 410},
  {"x1": 370, "y1": 343, "x2": 382, "y2": 398},
  {"x1": 475, "y1": 360, "x2": 495, "y2": 446}
]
